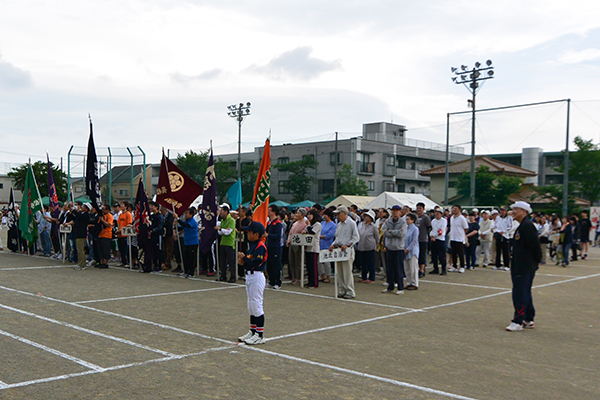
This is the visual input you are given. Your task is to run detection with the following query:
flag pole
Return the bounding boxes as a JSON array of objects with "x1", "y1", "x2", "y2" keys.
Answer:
[{"x1": 162, "y1": 149, "x2": 186, "y2": 275}]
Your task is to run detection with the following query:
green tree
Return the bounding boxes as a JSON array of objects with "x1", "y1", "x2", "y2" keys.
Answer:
[
  {"x1": 455, "y1": 165, "x2": 523, "y2": 206},
  {"x1": 240, "y1": 162, "x2": 260, "y2": 203},
  {"x1": 8, "y1": 161, "x2": 68, "y2": 201},
  {"x1": 564, "y1": 136, "x2": 600, "y2": 203},
  {"x1": 337, "y1": 164, "x2": 369, "y2": 196},
  {"x1": 275, "y1": 156, "x2": 318, "y2": 202},
  {"x1": 455, "y1": 166, "x2": 497, "y2": 205}
]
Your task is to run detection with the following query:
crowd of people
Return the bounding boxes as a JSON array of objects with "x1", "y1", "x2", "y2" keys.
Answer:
[{"x1": 1, "y1": 200, "x2": 596, "y2": 293}]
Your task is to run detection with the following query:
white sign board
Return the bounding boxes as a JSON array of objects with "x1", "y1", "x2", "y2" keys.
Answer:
[
  {"x1": 59, "y1": 225, "x2": 72, "y2": 233},
  {"x1": 290, "y1": 233, "x2": 318, "y2": 247},
  {"x1": 121, "y1": 226, "x2": 137, "y2": 237},
  {"x1": 319, "y1": 248, "x2": 351, "y2": 262}
]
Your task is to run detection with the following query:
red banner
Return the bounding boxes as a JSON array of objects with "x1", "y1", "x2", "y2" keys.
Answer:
[
  {"x1": 156, "y1": 152, "x2": 203, "y2": 216},
  {"x1": 251, "y1": 139, "x2": 271, "y2": 228}
]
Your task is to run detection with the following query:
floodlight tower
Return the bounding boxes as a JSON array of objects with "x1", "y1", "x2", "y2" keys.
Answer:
[
  {"x1": 227, "y1": 102, "x2": 252, "y2": 183},
  {"x1": 450, "y1": 60, "x2": 494, "y2": 206}
]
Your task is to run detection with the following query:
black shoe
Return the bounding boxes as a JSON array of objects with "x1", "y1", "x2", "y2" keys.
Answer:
[
  {"x1": 218, "y1": 276, "x2": 227, "y2": 282},
  {"x1": 418, "y1": 272, "x2": 425, "y2": 278},
  {"x1": 97, "y1": 264, "x2": 109, "y2": 269},
  {"x1": 440, "y1": 271, "x2": 447, "y2": 276},
  {"x1": 227, "y1": 277, "x2": 236, "y2": 283},
  {"x1": 429, "y1": 269, "x2": 440, "y2": 275}
]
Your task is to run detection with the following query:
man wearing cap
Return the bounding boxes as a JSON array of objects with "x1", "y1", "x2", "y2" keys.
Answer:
[
  {"x1": 216, "y1": 203, "x2": 236, "y2": 283},
  {"x1": 494, "y1": 206, "x2": 513, "y2": 271},
  {"x1": 65, "y1": 203, "x2": 91, "y2": 270},
  {"x1": 415, "y1": 202, "x2": 432, "y2": 279},
  {"x1": 430, "y1": 207, "x2": 447, "y2": 275},
  {"x1": 329, "y1": 206, "x2": 360, "y2": 299},
  {"x1": 506, "y1": 201, "x2": 542, "y2": 332},
  {"x1": 238, "y1": 221, "x2": 268, "y2": 345},
  {"x1": 382, "y1": 205, "x2": 407, "y2": 294}
]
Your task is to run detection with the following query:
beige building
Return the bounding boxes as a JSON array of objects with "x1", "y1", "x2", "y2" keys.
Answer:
[
  {"x1": 420, "y1": 156, "x2": 536, "y2": 205},
  {"x1": 0, "y1": 175, "x2": 22, "y2": 206}
]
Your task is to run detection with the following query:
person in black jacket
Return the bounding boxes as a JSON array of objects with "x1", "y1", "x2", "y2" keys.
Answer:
[
  {"x1": 506, "y1": 201, "x2": 542, "y2": 332},
  {"x1": 148, "y1": 202, "x2": 164, "y2": 273}
]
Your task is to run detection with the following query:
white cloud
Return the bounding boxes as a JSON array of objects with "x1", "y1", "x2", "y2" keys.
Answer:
[
  {"x1": 557, "y1": 48, "x2": 600, "y2": 64},
  {"x1": 0, "y1": 54, "x2": 32, "y2": 90},
  {"x1": 247, "y1": 46, "x2": 341, "y2": 80}
]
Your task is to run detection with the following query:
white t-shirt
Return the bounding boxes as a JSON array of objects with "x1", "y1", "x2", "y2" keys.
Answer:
[{"x1": 449, "y1": 214, "x2": 468, "y2": 243}]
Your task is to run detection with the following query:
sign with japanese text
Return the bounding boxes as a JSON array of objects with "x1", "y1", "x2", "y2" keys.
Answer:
[
  {"x1": 319, "y1": 248, "x2": 351, "y2": 262},
  {"x1": 290, "y1": 233, "x2": 317, "y2": 246}
]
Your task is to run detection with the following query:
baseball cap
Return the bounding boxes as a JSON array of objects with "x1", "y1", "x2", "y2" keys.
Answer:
[
  {"x1": 365, "y1": 209, "x2": 376, "y2": 221},
  {"x1": 500, "y1": 205, "x2": 507, "y2": 211},
  {"x1": 510, "y1": 201, "x2": 533, "y2": 214},
  {"x1": 491, "y1": 210, "x2": 499, "y2": 215},
  {"x1": 391, "y1": 205, "x2": 401, "y2": 211},
  {"x1": 242, "y1": 221, "x2": 265, "y2": 236},
  {"x1": 472, "y1": 208, "x2": 479, "y2": 212},
  {"x1": 333, "y1": 205, "x2": 348, "y2": 214},
  {"x1": 481, "y1": 210, "x2": 489, "y2": 215},
  {"x1": 219, "y1": 203, "x2": 230, "y2": 211},
  {"x1": 434, "y1": 207, "x2": 443, "y2": 214},
  {"x1": 82, "y1": 203, "x2": 92, "y2": 211}
]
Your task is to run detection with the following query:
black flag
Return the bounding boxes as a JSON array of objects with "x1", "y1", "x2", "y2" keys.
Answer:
[
  {"x1": 85, "y1": 114, "x2": 101, "y2": 211},
  {"x1": 7, "y1": 187, "x2": 20, "y2": 252},
  {"x1": 133, "y1": 176, "x2": 152, "y2": 272},
  {"x1": 200, "y1": 147, "x2": 218, "y2": 255}
]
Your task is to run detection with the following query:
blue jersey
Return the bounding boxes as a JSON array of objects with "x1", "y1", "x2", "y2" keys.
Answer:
[{"x1": 243, "y1": 240, "x2": 268, "y2": 272}]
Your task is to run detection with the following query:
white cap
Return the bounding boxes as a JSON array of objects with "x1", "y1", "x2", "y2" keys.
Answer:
[
  {"x1": 510, "y1": 201, "x2": 532, "y2": 214},
  {"x1": 481, "y1": 210, "x2": 489, "y2": 215},
  {"x1": 491, "y1": 210, "x2": 499, "y2": 215},
  {"x1": 83, "y1": 203, "x2": 92, "y2": 211},
  {"x1": 472, "y1": 208, "x2": 479, "y2": 212},
  {"x1": 365, "y1": 209, "x2": 376, "y2": 221},
  {"x1": 219, "y1": 203, "x2": 230, "y2": 211}
]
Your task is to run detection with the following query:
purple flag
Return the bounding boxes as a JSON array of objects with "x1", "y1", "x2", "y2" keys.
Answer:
[
  {"x1": 85, "y1": 115, "x2": 102, "y2": 211},
  {"x1": 200, "y1": 148, "x2": 218, "y2": 255},
  {"x1": 47, "y1": 154, "x2": 60, "y2": 210}
]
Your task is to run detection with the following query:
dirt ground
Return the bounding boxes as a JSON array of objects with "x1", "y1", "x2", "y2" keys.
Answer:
[{"x1": 0, "y1": 231, "x2": 599, "y2": 399}]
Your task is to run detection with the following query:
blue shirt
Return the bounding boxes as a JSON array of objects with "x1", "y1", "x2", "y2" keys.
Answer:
[
  {"x1": 404, "y1": 223, "x2": 419, "y2": 260},
  {"x1": 320, "y1": 220, "x2": 336, "y2": 250},
  {"x1": 243, "y1": 240, "x2": 267, "y2": 271},
  {"x1": 179, "y1": 216, "x2": 199, "y2": 246},
  {"x1": 266, "y1": 219, "x2": 283, "y2": 248}
]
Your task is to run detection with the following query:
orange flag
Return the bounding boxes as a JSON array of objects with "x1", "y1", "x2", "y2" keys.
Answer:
[{"x1": 251, "y1": 138, "x2": 271, "y2": 228}]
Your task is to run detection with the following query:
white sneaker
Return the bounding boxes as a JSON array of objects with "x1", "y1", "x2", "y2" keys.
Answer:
[
  {"x1": 382, "y1": 282, "x2": 388, "y2": 286},
  {"x1": 238, "y1": 331, "x2": 254, "y2": 342},
  {"x1": 523, "y1": 320, "x2": 535, "y2": 329},
  {"x1": 382, "y1": 288, "x2": 392, "y2": 293},
  {"x1": 493, "y1": 266, "x2": 501, "y2": 270},
  {"x1": 273, "y1": 285, "x2": 281, "y2": 290},
  {"x1": 394, "y1": 289, "x2": 404, "y2": 295},
  {"x1": 503, "y1": 267, "x2": 510, "y2": 271},
  {"x1": 448, "y1": 267, "x2": 457, "y2": 272},
  {"x1": 244, "y1": 333, "x2": 265, "y2": 345},
  {"x1": 505, "y1": 322, "x2": 523, "y2": 332},
  {"x1": 458, "y1": 268, "x2": 465, "y2": 273},
  {"x1": 266, "y1": 284, "x2": 274, "y2": 289}
]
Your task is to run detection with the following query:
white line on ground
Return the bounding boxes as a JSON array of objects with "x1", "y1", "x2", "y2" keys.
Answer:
[
  {"x1": 0, "y1": 303, "x2": 175, "y2": 357},
  {"x1": 0, "y1": 381, "x2": 7, "y2": 389},
  {"x1": 270, "y1": 286, "x2": 418, "y2": 311},
  {"x1": 419, "y1": 280, "x2": 508, "y2": 290},
  {"x1": 0, "y1": 329, "x2": 104, "y2": 371},
  {"x1": 245, "y1": 346, "x2": 480, "y2": 400},
  {"x1": 532, "y1": 273, "x2": 600, "y2": 289},
  {"x1": 0, "y1": 265, "x2": 72, "y2": 271},
  {"x1": 0, "y1": 346, "x2": 233, "y2": 390},
  {"x1": 0, "y1": 285, "x2": 233, "y2": 346},
  {"x1": 266, "y1": 310, "x2": 416, "y2": 342},
  {"x1": 73, "y1": 285, "x2": 243, "y2": 304}
]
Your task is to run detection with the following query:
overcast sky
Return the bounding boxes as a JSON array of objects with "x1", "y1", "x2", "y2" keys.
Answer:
[{"x1": 1, "y1": 0, "x2": 600, "y2": 174}]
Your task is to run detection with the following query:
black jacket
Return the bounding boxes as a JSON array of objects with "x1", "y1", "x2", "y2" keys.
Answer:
[{"x1": 511, "y1": 218, "x2": 542, "y2": 275}]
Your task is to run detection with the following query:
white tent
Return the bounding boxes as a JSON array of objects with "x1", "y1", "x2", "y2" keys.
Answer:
[
  {"x1": 364, "y1": 192, "x2": 439, "y2": 210},
  {"x1": 325, "y1": 195, "x2": 376, "y2": 209}
]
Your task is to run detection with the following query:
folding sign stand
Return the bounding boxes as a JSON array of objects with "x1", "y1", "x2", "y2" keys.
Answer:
[
  {"x1": 291, "y1": 233, "x2": 317, "y2": 288},
  {"x1": 319, "y1": 247, "x2": 351, "y2": 299}
]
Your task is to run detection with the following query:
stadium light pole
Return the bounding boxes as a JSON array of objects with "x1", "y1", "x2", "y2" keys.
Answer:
[
  {"x1": 227, "y1": 102, "x2": 252, "y2": 183},
  {"x1": 450, "y1": 60, "x2": 494, "y2": 206}
]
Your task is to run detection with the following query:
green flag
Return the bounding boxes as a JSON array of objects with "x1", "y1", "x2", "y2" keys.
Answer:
[{"x1": 18, "y1": 164, "x2": 43, "y2": 243}]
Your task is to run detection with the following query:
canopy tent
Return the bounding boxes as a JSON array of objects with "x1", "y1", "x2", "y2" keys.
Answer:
[
  {"x1": 270, "y1": 200, "x2": 290, "y2": 208},
  {"x1": 325, "y1": 195, "x2": 376, "y2": 210},
  {"x1": 364, "y1": 192, "x2": 439, "y2": 211},
  {"x1": 288, "y1": 200, "x2": 316, "y2": 209}
]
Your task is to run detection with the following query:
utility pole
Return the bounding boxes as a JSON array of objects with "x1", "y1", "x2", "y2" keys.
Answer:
[
  {"x1": 563, "y1": 99, "x2": 571, "y2": 217},
  {"x1": 227, "y1": 102, "x2": 252, "y2": 183},
  {"x1": 334, "y1": 131, "x2": 338, "y2": 198},
  {"x1": 451, "y1": 60, "x2": 494, "y2": 206}
]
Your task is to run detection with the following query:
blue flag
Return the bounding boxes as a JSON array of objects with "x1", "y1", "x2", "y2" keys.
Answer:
[{"x1": 226, "y1": 179, "x2": 242, "y2": 211}]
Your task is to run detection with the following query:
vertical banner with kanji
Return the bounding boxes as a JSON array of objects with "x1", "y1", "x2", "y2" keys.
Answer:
[{"x1": 251, "y1": 138, "x2": 271, "y2": 228}]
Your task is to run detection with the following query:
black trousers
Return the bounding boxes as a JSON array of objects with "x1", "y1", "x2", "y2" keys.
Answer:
[
  {"x1": 267, "y1": 246, "x2": 282, "y2": 286},
  {"x1": 386, "y1": 250, "x2": 405, "y2": 291},
  {"x1": 495, "y1": 237, "x2": 510, "y2": 268},
  {"x1": 450, "y1": 241, "x2": 465, "y2": 269},
  {"x1": 431, "y1": 240, "x2": 447, "y2": 272},
  {"x1": 219, "y1": 245, "x2": 236, "y2": 279},
  {"x1": 511, "y1": 271, "x2": 535, "y2": 324},
  {"x1": 183, "y1": 244, "x2": 198, "y2": 276},
  {"x1": 117, "y1": 237, "x2": 129, "y2": 265}
]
